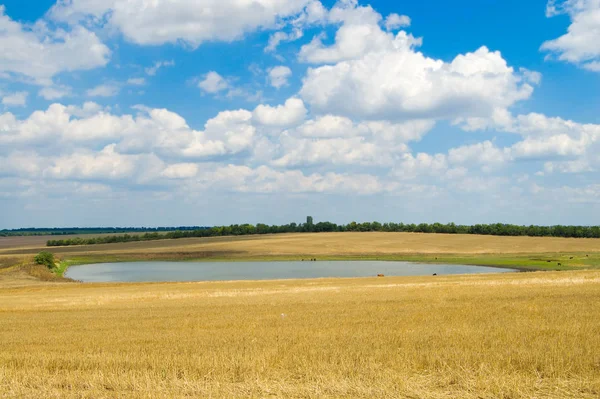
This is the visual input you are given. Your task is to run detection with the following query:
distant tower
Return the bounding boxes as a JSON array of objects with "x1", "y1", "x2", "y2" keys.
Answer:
[{"x1": 306, "y1": 216, "x2": 314, "y2": 232}]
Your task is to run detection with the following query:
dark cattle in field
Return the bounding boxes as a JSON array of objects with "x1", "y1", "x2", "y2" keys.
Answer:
[
  {"x1": 377, "y1": 274, "x2": 384, "y2": 277},
  {"x1": 433, "y1": 273, "x2": 437, "y2": 276},
  {"x1": 558, "y1": 263, "x2": 562, "y2": 266}
]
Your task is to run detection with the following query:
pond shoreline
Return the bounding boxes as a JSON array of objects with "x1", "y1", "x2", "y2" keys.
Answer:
[
  {"x1": 56, "y1": 252, "x2": 562, "y2": 281},
  {"x1": 65, "y1": 260, "x2": 518, "y2": 283}
]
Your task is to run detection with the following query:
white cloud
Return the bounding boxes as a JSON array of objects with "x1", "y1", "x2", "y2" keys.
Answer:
[
  {"x1": 194, "y1": 165, "x2": 390, "y2": 195},
  {"x1": 541, "y1": 0, "x2": 600, "y2": 71},
  {"x1": 301, "y1": 44, "x2": 535, "y2": 121},
  {"x1": 393, "y1": 152, "x2": 452, "y2": 180},
  {"x1": 448, "y1": 141, "x2": 512, "y2": 168},
  {"x1": 253, "y1": 98, "x2": 307, "y2": 127},
  {"x1": 86, "y1": 84, "x2": 120, "y2": 97},
  {"x1": 268, "y1": 66, "x2": 292, "y2": 89},
  {"x1": 44, "y1": 144, "x2": 140, "y2": 181},
  {"x1": 2, "y1": 91, "x2": 28, "y2": 107},
  {"x1": 273, "y1": 136, "x2": 396, "y2": 167},
  {"x1": 455, "y1": 110, "x2": 600, "y2": 173},
  {"x1": 291, "y1": 116, "x2": 432, "y2": 141},
  {"x1": 384, "y1": 13, "x2": 411, "y2": 31},
  {"x1": 298, "y1": 3, "x2": 534, "y2": 121},
  {"x1": 0, "y1": 151, "x2": 44, "y2": 177},
  {"x1": 271, "y1": 116, "x2": 433, "y2": 168},
  {"x1": 49, "y1": 0, "x2": 317, "y2": 48},
  {"x1": 198, "y1": 71, "x2": 229, "y2": 94},
  {"x1": 298, "y1": 1, "x2": 410, "y2": 64},
  {"x1": 583, "y1": 61, "x2": 600, "y2": 71},
  {"x1": 0, "y1": 5, "x2": 110, "y2": 85},
  {"x1": 265, "y1": 30, "x2": 304, "y2": 53},
  {"x1": 511, "y1": 134, "x2": 588, "y2": 158},
  {"x1": 145, "y1": 60, "x2": 175, "y2": 76},
  {"x1": 161, "y1": 163, "x2": 199, "y2": 179},
  {"x1": 264, "y1": 0, "x2": 327, "y2": 52},
  {"x1": 38, "y1": 85, "x2": 72, "y2": 100},
  {"x1": 127, "y1": 78, "x2": 146, "y2": 86}
]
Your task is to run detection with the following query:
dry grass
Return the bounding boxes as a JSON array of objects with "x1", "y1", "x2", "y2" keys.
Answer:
[
  {"x1": 1, "y1": 270, "x2": 599, "y2": 398},
  {"x1": 3, "y1": 232, "x2": 600, "y2": 258}
]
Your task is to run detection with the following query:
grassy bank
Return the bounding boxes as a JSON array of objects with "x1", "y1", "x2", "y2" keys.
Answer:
[
  {"x1": 2, "y1": 232, "x2": 599, "y2": 279},
  {"x1": 55, "y1": 251, "x2": 600, "y2": 275},
  {"x1": 1, "y1": 270, "x2": 599, "y2": 398}
]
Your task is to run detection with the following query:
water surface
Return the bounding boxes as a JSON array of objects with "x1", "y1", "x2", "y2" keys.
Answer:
[{"x1": 65, "y1": 261, "x2": 515, "y2": 283}]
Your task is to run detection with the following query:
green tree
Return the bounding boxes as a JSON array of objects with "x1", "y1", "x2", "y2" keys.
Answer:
[{"x1": 34, "y1": 251, "x2": 56, "y2": 269}]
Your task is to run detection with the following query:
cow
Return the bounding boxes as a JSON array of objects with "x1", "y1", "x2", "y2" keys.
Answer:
[
  {"x1": 377, "y1": 274, "x2": 385, "y2": 277},
  {"x1": 433, "y1": 273, "x2": 437, "y2": 276}
]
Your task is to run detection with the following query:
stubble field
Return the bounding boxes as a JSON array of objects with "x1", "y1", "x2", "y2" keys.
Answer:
[
  {"x1": 2, "y1": 232, "x2": 600, "y2": 271},
  {"x1": 1, "y1": 232, "x2": 600, "y2": 398},
  {"x1": 1, "y1": 271, "x2": 600, "y2": 398}
]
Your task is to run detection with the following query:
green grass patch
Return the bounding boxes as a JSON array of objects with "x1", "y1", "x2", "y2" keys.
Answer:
[{"x1": 58, "y1": 251, "x2": 600, "y2": 275}]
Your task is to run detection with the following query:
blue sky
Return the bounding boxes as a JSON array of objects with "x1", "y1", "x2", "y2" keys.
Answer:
[{"x1": 0, "y1": 0, "x2": 599, "y2": 228}]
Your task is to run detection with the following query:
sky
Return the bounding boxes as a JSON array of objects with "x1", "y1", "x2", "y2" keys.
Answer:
[{"x1": 0, "y1": 0, "x2": 599, "y2": 228}]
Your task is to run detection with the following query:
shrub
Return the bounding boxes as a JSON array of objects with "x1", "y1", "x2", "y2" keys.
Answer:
[{"x1": 34, "y1": 252, "x2": 55, "y2": 269}]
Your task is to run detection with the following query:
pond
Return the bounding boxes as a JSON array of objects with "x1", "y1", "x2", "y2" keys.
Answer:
[{"x1": 65, "y1": 261, "x2": 516, "y2": 283}]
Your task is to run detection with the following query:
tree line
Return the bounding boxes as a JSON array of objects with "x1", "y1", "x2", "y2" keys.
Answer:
[
  {"x1": 0, "y1": 226, "x2": 207, "y2": 237},
  {"x1": 46, "y1": 220, "x2": 600, "y2": 247}
]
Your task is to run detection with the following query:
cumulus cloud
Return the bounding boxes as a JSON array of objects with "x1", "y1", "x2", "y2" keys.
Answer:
[
  {"x1": 86, "y1": 84, "x2": 120, "y2": 97},
  {"x1": 298, "y1": 3, "x2": 535, "y2": 121},
  {"x1": 264, "y1": 0, "x2": 327, "y2": 52},
  {"x1": 384, "y1": 13, "x2": 411, "y2": 31},
  {"x1": 448, "y1": 141, "x2": 512, "y2": 166},
  {"x1": 194, "y1": 165, "x2": 391, "y2": 195},
  {"x1": 265, "y1": 30, "x2": 304, "y2": 53},
  {"x1": 0, "y1": 102, "x2": 246, "y2": 159},
  {"x1": 44, "y1": 144, "x2": 141, "y2": 181},
  {"x1": 541, "y1": 0, "x2": 600, "y2": 71},
  {"x1": 161, "y1": 163, "x2": 199, "y2": 179},
  {"x1": 301, "y1": 44, "x2": 535, "y2": 121},
  {"x1": 0, "y1": 100, "x2": 405, "y2": 197},
  {"x1": 253, "y1": 98, "x2": 307, "y2": 128},
  {"x1": 49, "y1": 0, "x2": 318, "y2": 48},
  {"x1": 273, "y1": 136, "x2": 396, "y2": 167},
  {"x1": 268, "y1": 66, "x2": 292, "y2": 89},
  {"x1": 145, "y1": 60, "x2": 175, "y2": 76},
  {"x1": 455, "y1": 109, "x2": 600, "y2": 174},
  {"x1": 1, "y1": 91, "x2": 28, "y2": 107},
  {"x1": 270, "y1": 115, "x2": 433, "y2": 168},
  {"x1": 393, "y1": 153, "x2": 453, "y2": 180},
  {"x1": 198, "y1": 71, "x2": 230, "y2": 94},
  {"x1": 38, "y1": 85, "x2": 72, "y2": 100},
  {"x1": 0, "y1": 5, "x2": 110, "y2": 85},
  {"x1": 298, "y1": 1, "x2": 414, "y2": 64}
]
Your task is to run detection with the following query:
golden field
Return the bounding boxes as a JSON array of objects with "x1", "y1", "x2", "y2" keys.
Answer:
[
  {"x1": 3, "y1": 232, "x2": 600, "y2": 274},
  {"x1": 1, "y1": 232, "x2": 600, "y2": 398},
  {"x1": 4, "y1": 231, "x2": 600, "y2": 255},
  {"x1": 0, "y1": 270, "x2": 599, "y2": 398}
]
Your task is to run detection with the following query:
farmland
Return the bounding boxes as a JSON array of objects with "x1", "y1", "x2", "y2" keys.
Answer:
[
  {"x1": 0, "y1": 269, "x2": 599, "y2": 398},
  {"x1": 1, "y1": 232, "x2": 600, "y2": 398},
  {"x1": 2, "y1": 232, "x2": 600, "y2": 272}
]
